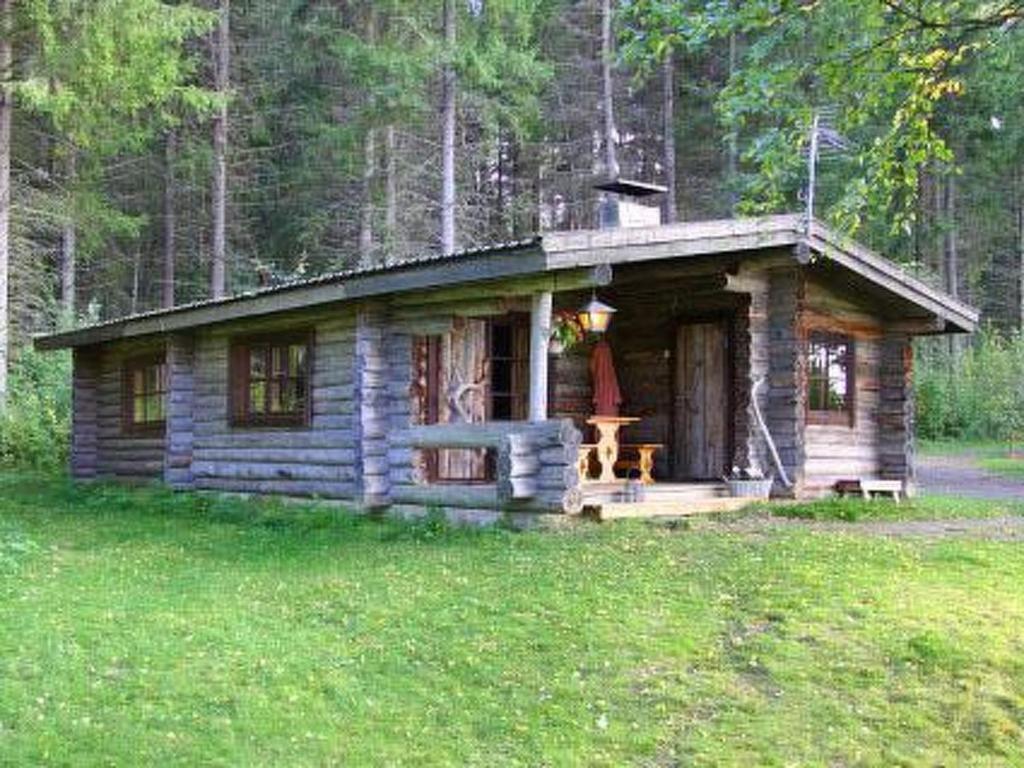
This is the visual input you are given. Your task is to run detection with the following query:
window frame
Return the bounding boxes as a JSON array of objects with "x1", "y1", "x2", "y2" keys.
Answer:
[
  {"x1": 485, "y1": 314, "x2": 530, "y2": 422},
  {"x1": 228, "y1": 330, "x2": 314, "y2": 429},
  {"x1": 121, "y1": 353, "x2": 168, "y2": 436},
  {"x1": 805, "y1": 330, "x2": 856, "y2": 427}
]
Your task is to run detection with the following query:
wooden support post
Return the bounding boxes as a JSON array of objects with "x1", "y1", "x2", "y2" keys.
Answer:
[{"x1": 529, "y1": 291, "x2": 552, "y2": 423}]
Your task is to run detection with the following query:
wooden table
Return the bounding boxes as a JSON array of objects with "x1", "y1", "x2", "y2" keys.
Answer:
[{"x1": 586, "y1": 416, "x2": 640, "y2": 483}]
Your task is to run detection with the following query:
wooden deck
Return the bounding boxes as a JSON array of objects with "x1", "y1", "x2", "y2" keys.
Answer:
[{"x1": 581, "y1": 481, "x2": 758, "y2": 521}]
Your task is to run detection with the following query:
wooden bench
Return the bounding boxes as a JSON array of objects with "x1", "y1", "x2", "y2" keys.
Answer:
[
  {"x1": 834, "y1": 478, "x2": 903, "y2": 502},
  {"x1": 616, "y1": 443, "x2": 664, "y2": 485}
]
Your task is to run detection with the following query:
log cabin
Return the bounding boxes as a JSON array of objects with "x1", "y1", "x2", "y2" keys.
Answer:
[{"x1": 35, "y1": 213, "x2": 977, "y2": 523}]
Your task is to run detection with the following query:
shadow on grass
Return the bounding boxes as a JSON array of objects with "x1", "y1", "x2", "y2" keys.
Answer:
[{"x1": 0, "y1": 472, "x2": 518, "y2": 553}]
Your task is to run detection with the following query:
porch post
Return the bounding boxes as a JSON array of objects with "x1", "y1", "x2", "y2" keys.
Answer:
[{"x1": 529, "y1": 291, "x2": 553, "y2": 422}]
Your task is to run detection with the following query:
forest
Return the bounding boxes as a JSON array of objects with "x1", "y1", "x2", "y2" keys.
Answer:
[{"x1": 0, "y1": 0, "x2": 1022, "y2": 465}]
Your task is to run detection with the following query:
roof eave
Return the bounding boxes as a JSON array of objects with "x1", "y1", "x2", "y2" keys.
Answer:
[
  {"x1": 34, "y1": 241, "x2": 546, "y2": 350},
  {"x1": 805, "y1": 220, "x2": 979, "y2": 334}
]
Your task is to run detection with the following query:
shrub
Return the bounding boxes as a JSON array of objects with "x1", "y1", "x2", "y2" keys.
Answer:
[
  {"x1": 915, "y1": 329, "x2": 1024, "y2": 446},
  {"x1": 0, "y1": 348, "x2": 72, "y2": 471}
]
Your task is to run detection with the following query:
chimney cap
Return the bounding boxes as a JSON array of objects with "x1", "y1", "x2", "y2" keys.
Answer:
[{"x1": 593, "y1": 178, "x2": 668, "y2": 198}]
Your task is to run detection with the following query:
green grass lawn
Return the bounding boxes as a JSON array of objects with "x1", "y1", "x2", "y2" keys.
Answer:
[
  {"x1": 766, "y1": 494, "x2": 1024, "y2": 522},
  {"x1": 2, "y1": 475, "x2": 1024, "y2": 766}
]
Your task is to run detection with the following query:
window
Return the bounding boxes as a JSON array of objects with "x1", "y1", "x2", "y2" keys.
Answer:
[
  {"x1": 806, "y1": 332, "x2": 854, "y2": 425},
  {"x1": 230, "y1": 332, "x2": 312, "y2": 427},
  {"x1": 487, "y1": 318, "x2": 530, "y2": 421},
  {"x1": 123, "y1": 354, "x2": 167, "y2": 433}
]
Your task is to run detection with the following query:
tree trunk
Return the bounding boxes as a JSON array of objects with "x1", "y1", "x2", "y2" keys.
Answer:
[
  {"x1": 600, "y1": 0, "x2": 618, "y2": 180},
  {"x1": 357, "y1": 7, "x2": 377, "y2": 268},
  {"x1": 131, "y1": 244, "x2": 141, "y2": 315},
  {"x1": 943, "y1": 173, "x2": 959, "y2": 357},
  {"x1": 210, "y1": 0, "x2": 229, "y2": 299},
  {"x1": 662, "y1": 52, "x2": 678, "y2": 224},
  {"x1": 0, "y1": 0, "x2": 10, "y2": 405},
  {"x1": 440, "y1": 0, "x2": 456, "y2": 254},
  {"x1": 60, "y1": 150, "x2": 77, "y2": 317},
  {"x1": 163, "y1": 129, "x2": 177, "y2": 309},
  {"x1": 359, "y1": 127, "x2": 376, "y2": 267},
  {"x1": 943, "y1": 174, "x2": 958, "y2": 300},
  {"x1": 1017, "y1": 167, "x2": 1024, "y2": 330},
  {"x1": 727, "y1": 27, "x2": 738, "y2": 214},
  {"x1": 385, "y1": 124, "x2": 397, "y2": 250}
]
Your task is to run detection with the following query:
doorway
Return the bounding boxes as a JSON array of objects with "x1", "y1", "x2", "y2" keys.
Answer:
[{"x1": 673, "y1": 320, "x2": 731, "y2": 479}]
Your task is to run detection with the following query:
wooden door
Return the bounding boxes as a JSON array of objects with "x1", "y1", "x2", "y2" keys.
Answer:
[{"x1": 674, "y1": 321, "x2": 730, "y2": 479}]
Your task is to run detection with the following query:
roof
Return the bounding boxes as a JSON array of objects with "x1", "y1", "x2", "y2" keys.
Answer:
[{"x1": 35, "y1": 214, "x2": 978, "y2": 350}]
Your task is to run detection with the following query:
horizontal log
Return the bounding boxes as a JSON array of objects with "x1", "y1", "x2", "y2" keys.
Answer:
[
  {"x1": 390, "y1": 482, "x2": 499, "y2": 509},
  {"x1": 361, "y1": 455, "x2": 389, "y2": 476},
  {"x1": 311, "y1": 414, "x2": 354, "y2": 431},
  {"x1": 192, "y1": 461, "x2": 356, "y2": 483},
  {"x1": 393, "y1": 420, "x2": 578, "y2": 450},
  {"x1": 193, "y1": 478, "x2": 356, "y2": 499},
  {"x1": 509, "y1": 454, "x2": 541, "y2": 478},
  {"x1": 497, "y1": 476, "x2": 537, "y2": 501},
  {"x1": 314, "y1": 385, "x2": 354, "y2": 402},
  {"x1": 96, "y1": 461, "x2": 163, "y2": 476},
  {"x1": 312, "y1": 400, "x2": 356, "y2": 417},
  {"x1": 97, "y1": 438, "x2": 165, "y2": 451},
  {"x1": 193, "y1": 429, "x2": 355, "y2": 448},
  {"x1": 192, "y1": 447, "x2": 356, "y2": 464},
  {"x1": 535, "y1": 464, "x2": 579, "y2": 489}
]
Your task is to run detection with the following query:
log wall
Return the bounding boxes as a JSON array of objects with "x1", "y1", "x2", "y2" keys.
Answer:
[
  {"x1": 878, "y1": 332, "x2": 915, "y2": 488},
  {"x1": 65, "y1": 256, "x2": 921, "y2": 511},
  {"x1": 765, "y1": 267, "x2": 806, "y2": 495},
  {"x1": 802, "y1": 337, "x2": 881, "y2": 495},
  {"x1": 71, "y1": 347, "x2": 100, "y2": 479},
  {"x1": 164, "y1": 335, "x2": 195, "y2": 489},
  {"x1": 95, "y1": 340, "x2": 167, "y2": 479},
  {"x1": 190, "y1": 312, "x2": 359, "y2": 499},
  {"x1": 732, "y1": 273, "x2": 770, "y2": 477},
  {"x1": 799, "y1": 273, "x2": 906, "y2": 495}
]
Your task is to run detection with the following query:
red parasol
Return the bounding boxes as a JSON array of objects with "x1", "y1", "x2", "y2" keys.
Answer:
[{"x1": 589, "y1": 338, "x2": 622, "y2": 417}]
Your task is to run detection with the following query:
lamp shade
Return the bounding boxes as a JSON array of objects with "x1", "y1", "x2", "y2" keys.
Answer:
[{"x1": 578, "y1": 295, "x2": 617, "y2": 334}]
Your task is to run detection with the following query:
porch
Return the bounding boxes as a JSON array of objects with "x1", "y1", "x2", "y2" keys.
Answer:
[{"x1": 579, "y1": 481, "x2": 755, "y2": 520}]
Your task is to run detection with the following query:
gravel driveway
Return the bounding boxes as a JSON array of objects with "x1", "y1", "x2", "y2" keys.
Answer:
[{"x1": 917, "y1": 453, "x2": 1024, "y2": 501}]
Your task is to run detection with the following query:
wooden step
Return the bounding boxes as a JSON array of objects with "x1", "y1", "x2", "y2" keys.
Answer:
[
  {"x1": 581, "y1": 482, "x2": 728, "y2": 506},
  {"x1": 598, "y1": 495, "x2": 755, "y2": 521}
]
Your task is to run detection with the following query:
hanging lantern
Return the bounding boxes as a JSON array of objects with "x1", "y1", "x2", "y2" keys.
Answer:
[{"x1": 578, "y1": 293, "x2": 617, "y2": 334}]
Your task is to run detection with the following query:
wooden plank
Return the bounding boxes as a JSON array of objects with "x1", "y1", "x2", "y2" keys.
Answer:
[{"x1": 598, "y1": 496, "x2": 754, "y2": 520}]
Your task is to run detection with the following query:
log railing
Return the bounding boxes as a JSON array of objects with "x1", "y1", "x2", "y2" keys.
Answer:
[{"x1": 390, "y1": 419, "x2": 584, "y2": 514}]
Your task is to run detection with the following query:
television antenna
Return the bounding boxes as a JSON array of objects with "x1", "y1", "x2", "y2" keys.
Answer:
[{"x1": 802, "y1": 108, "x2": 851, "y2": 231}]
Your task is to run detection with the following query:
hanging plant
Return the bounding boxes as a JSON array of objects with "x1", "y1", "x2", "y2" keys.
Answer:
[{"x1": 549, "y1": 311, "x2": 585, "y2": 354}]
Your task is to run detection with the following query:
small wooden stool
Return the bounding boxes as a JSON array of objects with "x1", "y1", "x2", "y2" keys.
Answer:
[
  {"x1": 618, "y1": 443, "x2": 664, "y2": 484},
  {"x1": 834, "y1": 478, "x2": 903, "y2": 502}
]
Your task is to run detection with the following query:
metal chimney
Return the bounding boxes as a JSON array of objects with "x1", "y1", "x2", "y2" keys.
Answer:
[{"x1": 594, "y1": 179, "x2": 668, "y2": 229}]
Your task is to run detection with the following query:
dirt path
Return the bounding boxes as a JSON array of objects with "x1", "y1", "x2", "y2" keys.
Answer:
[{"x1": 917, "y1": 452, "x2": 1024, "y2": 501}]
